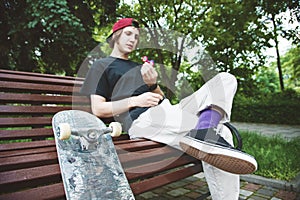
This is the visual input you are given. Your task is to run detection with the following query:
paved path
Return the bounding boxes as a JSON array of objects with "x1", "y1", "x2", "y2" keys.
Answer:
[
  {"x1": 135, "y1": 122, "x2": 300, "y2": 200},
  {"x1": 232, "y1": 122, "x2": 300, "y2": 141},
  {"x1": 136, "y1": 173, "x2": 299, "y2": 200}
]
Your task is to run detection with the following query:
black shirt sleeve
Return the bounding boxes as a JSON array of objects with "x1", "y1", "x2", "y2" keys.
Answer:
[{"x1": 80, "y1": 60, "x2": 109, "y2": 99}]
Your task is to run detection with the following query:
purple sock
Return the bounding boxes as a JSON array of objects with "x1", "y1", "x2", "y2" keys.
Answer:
[{"x1": 195, "y1": 109, "x2": 222, "y2": 129}]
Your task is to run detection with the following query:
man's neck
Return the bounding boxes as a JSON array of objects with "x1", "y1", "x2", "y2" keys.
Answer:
[{"x1": 110, "y1": 49, "x2": 129, "y2": 60}]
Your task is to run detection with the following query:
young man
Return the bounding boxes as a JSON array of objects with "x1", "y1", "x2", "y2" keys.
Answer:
[{"x1": 81, "y1": 18, "x2": 257, "y2": 199}]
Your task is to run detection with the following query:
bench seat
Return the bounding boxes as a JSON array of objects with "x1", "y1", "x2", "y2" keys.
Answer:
[{"x1": 0, "y1": 69, "x2": 203, "y2": 199}]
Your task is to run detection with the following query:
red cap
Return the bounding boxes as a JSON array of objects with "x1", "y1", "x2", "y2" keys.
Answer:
[{"x1": 106, "y1": 18, "x2": 139, "y2": 42}]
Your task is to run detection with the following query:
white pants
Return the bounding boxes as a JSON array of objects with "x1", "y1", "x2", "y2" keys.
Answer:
[{"x1": 129, "y1": 72, "x2": 240, "y2": 200}]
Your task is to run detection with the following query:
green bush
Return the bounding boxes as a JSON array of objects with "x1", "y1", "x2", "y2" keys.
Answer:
[{"x1": 232, "y1": 89, "x2": 300, "y2": 125}]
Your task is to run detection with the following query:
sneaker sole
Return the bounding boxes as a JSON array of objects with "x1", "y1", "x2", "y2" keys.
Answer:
[{"x1": 180, "y1": 136, "x2": 257, "y2": 174}]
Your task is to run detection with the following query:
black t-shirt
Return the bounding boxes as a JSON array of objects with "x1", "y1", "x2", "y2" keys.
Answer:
[{"x1": 81, "y1": 56, "x2": 150, "y2": 131}]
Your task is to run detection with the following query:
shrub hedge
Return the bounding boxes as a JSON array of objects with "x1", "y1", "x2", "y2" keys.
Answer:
[{"x1": 231, "y1": 89, "x2": 300, "y2": 125}]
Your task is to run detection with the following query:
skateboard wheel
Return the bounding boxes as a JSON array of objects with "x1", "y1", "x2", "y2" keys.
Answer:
[
  {"x1": 58, "y1": 123, "x2": 71, "y2": 140},
  {"x1": 109, "y1": 122, "x2": 122, "y2": 137}
]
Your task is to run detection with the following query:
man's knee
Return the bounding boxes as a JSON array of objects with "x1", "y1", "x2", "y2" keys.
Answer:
[{"x1": 218, "y1": 72, "x2": 238, "y2": 87}]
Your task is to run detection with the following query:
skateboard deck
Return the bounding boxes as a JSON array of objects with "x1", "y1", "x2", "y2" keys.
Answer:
[{"x1": 52, "y1": 110, "x2": 135, "y2": 200}]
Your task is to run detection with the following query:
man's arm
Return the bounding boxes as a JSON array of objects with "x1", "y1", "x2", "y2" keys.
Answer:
[
  {"x1": 140, "y1": 62, "x2": 165, "y2": 97},
  {"x1": 90, "y1": 93, "x2": 163, "y2": 118}
]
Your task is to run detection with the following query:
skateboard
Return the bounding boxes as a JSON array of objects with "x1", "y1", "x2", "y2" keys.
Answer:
[{"x1": 52, "y1": 110, "x2": 135, "y2": 200}]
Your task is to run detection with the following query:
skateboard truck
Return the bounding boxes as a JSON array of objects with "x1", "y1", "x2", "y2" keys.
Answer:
[
  {"x1": 57, "y1": 122, "x2": 122, "y2": 151},
  {"x1": 78, "y1": 129, "x2": 105, "y2": 151}
]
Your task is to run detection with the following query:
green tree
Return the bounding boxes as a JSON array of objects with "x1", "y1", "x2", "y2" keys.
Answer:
[
  {"x1": 198, "y1": 1, "x2": 271, "y2": 96},
  {"x1": 255, "y1": 65, "x2": 280, "y2": 94},
  {"x1": 0, "y1": 0, "x2": 119, "y2": 75},
  {"x1": 246, "y1": 46, "x2": 300, "y2": 97},
  {"x1": 281, "y1": 46, "x2": 300, "y2": 90},
  {"x1": 118, "y1": 0, "x2": 214, "y2": 99},
  {"x1": 257, "y1": 0, "x2": 300, "y2": 91},
  {"x1": 118, "y1": 0, "x2": 270, "y2": 99}
]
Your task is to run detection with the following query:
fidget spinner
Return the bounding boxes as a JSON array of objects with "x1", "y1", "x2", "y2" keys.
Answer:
[{"x1": 141, "y1": 56, "x2": 154, "y2": 66}]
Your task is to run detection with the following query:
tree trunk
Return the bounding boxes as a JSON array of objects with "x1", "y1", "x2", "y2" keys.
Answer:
[{"x1": 272, "y1": 14, "x2": 284, "y2": 91}]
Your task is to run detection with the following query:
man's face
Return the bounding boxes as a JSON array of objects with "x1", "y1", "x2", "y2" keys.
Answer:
[{"x1": 115, "y1": 26, "x2": 139, "y2": 54}]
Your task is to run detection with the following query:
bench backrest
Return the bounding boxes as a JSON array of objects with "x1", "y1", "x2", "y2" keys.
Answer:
[{"x1": 0, "y1": 69, "x2": 202, "y2": 199}]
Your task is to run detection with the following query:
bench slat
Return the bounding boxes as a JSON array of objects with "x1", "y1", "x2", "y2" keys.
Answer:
[
  {"x1": 0, "y1": 144, "x2": 190, "y2": 174},
  {"x1": 0, "y1": 152, "x2": 58, "y2": 172},
  {"x1": 0, "y1": 146, "x2": 57, "y2": 158},
  {"x1": 0, "y1": 128, "x2": 53, "y2": 140},
  {"x1": 118, "y1": 146, "x2": 179, "y2": 164},
  {"x1": 0, "y1": 138, "x2": 160, "y2": 153},
  {"x1": 0, "y1": 164, "x2": 61, "y2": 192},
  {"x1": 0, "y1": 140, "x2": 55, "y2": 152},
  {"x1": 0, "y1": 105, "x2": 73, "y2": 115},
  {"x1": 125, "y1": 155, "x2": 200, "y2": 180},
  {"x1": 0, "y1": 69, "x2": 84, "y2": 81},
  {"x1": 131, "y1": 164, "x2": 202, "y2": 195},
  {"x1": 0, "y1": 93, "x2": 89, "y2": 104},
  {"x1": 0, "y1": 81, "x2": 80, "y2": 94},
  {"x1": 0, "y1": 73, "x2": 81, "y2": 86},
  {"x1": 0, "y1": 105, "x2": 91, "y2": 115},
  {"x1": 0, "y1": 117, "x2": 52, "y2": 127},
  {"x1": 0, "y1": 183, "x2": 65, "y2": 200},
  {"x1": 116, "y1": 140, "x2": 165, "y2": 152}
]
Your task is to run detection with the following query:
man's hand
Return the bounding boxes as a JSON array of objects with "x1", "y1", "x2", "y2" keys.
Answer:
[
  {"x1": 130, "y1": 92, "x2": 163, "y2": 107},
  {"x1": 141, "y1": 62, "x2": 158, "y2": 86}
]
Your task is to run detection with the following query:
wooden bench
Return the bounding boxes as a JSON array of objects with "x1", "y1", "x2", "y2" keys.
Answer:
[{"x1": 0, "y1": 69, "x2": 203, "y2": 199}]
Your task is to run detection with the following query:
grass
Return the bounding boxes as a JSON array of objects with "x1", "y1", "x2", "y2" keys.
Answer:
[{"x1": 240, "y1": 131, "x2": 300, "y2": 181}]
